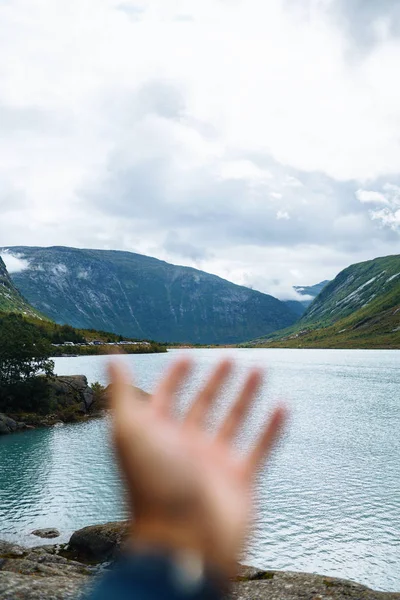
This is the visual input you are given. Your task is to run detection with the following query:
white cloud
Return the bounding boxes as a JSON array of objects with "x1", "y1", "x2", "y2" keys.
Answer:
[
  {"x1": 219, "y1": 160, "x2": 272, "y2": 183},
  {"x1": 356, "y1": 190, "x2": 389, "y2": 204},
  {"x1": 370, "y1": 208, "x2": 400, "y2": 231},
  {"x1": 1, "y1": 252, "x2": 30, "y2": 273},
  {"x1": 284, "y1": 176, "x2": 303, "y2": 188},
  {"x1": 356, "y1": 183, "x2": 400, "y2": 232},
  {"x1": 0, "y1": 0, "x2": 399, "y2": 298},
  {"x1": 277, "y1": 210, "x2": 290, "y2": 220},
  {"x1": 192, "y1": 243, "x2": 376, "y2": 300}
]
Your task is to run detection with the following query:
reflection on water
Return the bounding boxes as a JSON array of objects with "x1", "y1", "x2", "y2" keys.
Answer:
[{"x1": 0, "y1": 349, "x2": 399, "y2": 592}]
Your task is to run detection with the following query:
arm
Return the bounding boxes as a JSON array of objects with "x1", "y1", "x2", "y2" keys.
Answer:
[{"x1": 86, "y1": 358, "x2": 287, "y2": 600}]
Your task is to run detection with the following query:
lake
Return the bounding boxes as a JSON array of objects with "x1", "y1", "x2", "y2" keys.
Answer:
[{"x1": 0, "y1": 349, "x2": 399, "y2": 591}]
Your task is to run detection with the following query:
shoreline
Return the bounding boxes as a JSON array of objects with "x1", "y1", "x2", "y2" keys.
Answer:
[
  {"x1": 0, "y1": 375, "x2": 101, "y2": 436},
  {"x1": 0, "y1": 377, "x2": 150, "y2": 435},
  {"x1": 169, "y1": 344, "x2": 400, "y2": 350},
  {"x1": 1, "y1": 522, "x2": 398, "y2": 599}
]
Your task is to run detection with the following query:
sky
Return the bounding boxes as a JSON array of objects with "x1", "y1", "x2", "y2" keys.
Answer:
[{"x1": 1, "y1": 0, "x2": 400, "y2": 300}]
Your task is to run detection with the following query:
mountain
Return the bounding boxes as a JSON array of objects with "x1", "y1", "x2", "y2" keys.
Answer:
[
  {"x1": 284, "y1": 280, "x2": 330, "y2": 317},
  {"x1": 249, "y1": 255, "x2": 400, "y2": 349},
  {"x1": 283, "y1": 300, "x2": 307, "y2": 318},
  {"x1": 0, "y1": 256, "x2": 43, "y2": 319},
  {"x1": 0, "y1": 254, "x2": 165, "y2": 355},
  {"x1": 2, "y1": 246, "x2": 299, "y2": 345},
  {"x1": 302, "y1": 256, "x2": 400, "y2": 326}
]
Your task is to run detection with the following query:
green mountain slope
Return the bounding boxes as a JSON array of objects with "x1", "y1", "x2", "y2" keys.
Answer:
[
  {"x1": 303, "y1": 255, "x2": 400, "y2": 326},
  {"x1": 0, "y1": 257, "x2": 164, "y2": 354},
  {"x1": 249, "y1": 255, "x2": 400, "y2": 349},
  {"x1": 0, "y1": 257, "x2": 44, "y2": 319},
  {"x1": 2, "y1": 246, "x2": 298, "y2": 345}
]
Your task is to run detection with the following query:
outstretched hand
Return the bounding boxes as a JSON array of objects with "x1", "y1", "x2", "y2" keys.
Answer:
[{"x1": 109, "y1": 358, "x2": 287, "y2": 577}]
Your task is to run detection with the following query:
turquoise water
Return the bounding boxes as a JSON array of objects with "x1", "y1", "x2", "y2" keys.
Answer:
[{"x1": 0, "y1": 349, "x2": 399, "y2": 591}]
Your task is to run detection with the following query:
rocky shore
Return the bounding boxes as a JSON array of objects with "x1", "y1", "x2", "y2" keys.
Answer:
[
  {"x1": 0, "y1": 377, "x2": 150, "y2": 434},
  {"x1": 0, "y1": 376, "x2": 99, "y2": 434},
  {"x1": 0, "y1": 523, "x2": 398, "y2": 600}
]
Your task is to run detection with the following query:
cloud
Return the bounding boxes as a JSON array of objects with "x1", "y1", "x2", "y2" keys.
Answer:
[
  {"x1": 332, "y1": 0, "x2": 400, "y2": 46},
  {"x1": 163, "y1": 232, "x2": 212, "y2": 262},
  {"x1": 370, "y1": 208, "x2": 400, "y2": 231},
  {"x1": 289, "y1": 0, "x2": 400, "y2": 48},
  {"x1": 116, "y1": 3, "x2": 145, "y2": 19},
  {"x1": 356, "y1": 183, "x2": 400, "y2": 232},
  {"x1": 356, "y1": 190, "x2": 389, "y2": 204},
  {"x1": 277, "y1": 210, "x2": 290, "y2": 220},
  {"x1": 283, "y1": 176, "x2": 303, "y2": 188},
  {"x1": 219, "y1": 160, "x2": 272, "y2": 183},
  {"x1": 0, "y1": 251, "x2": 30, "y2": 273},
  {"x1": 0, "y1": 0, "x2": 399, "y2": 299}
]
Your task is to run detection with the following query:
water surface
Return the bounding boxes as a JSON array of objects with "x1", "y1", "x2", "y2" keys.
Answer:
[{"x1": 0, "y1": 349, "x2": 399, "y2": 591}]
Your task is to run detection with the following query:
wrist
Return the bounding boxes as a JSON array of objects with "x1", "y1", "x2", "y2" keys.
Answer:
[
  {"x1": 130, "y1": 519, "x2": 235, "y2": 579},
  {"x1": 131, "y1": 519, "x2": 203, "y2": 555}
]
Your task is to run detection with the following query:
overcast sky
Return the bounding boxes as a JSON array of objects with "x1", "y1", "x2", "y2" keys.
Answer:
[{"x1": 1, "y1": 0, "x2": 400, "y2": 299}]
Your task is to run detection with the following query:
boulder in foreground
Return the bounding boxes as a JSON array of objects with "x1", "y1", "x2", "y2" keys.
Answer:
[{"x1": 67, "y1": 522, "x2": 130, "y2": 563}]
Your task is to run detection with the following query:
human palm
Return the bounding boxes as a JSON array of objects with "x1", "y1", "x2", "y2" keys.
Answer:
[{"x1": 109, "y1": 358, "x2": 287, "y2": 576}]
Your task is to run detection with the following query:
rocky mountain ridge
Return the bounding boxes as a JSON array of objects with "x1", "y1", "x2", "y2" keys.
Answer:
[{"x1": 2, "y1": 246, "x2": 298, "y2": 345}]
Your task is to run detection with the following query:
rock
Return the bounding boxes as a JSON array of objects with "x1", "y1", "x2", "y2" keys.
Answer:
[
  {"x1": 0, "y1": 414, "x2": 19, "y2": 435},
  {"x1": 0, "y1": 530, "x2": 399, "y2": 600},
  {"x1": 0, "y1": 561, "x2": 399, "y2": 600},
  {"x1": 0, "y1": 572, "x2": 89, "y2": 600},
  {"x1": 232, "y1": 569, "x2": 400, "y2": 599},
  {"x1": 47, "y1": 376, "x2": 94, "y2": 411},
  {"x1": 0, "y1": 375, "x2": 97, "y2": 435},
  {"x1": 0, "y1": 547, "x2": 88, "y2": 599},
  {"x1": 0, "y1": 379, "x2": 151, "y2": 435},
  {"x1": 32, "y1": 529, "x2": 60, "y2": 540},
  {"x1": 67, "y1": 521, "x2": 130, "y2": 563},
  {"x1": 0, "y1": 544, "x2": 96, "y2": 599},
  {"x1": 1, "y1": 551, "x2": 93, "y2": 578},
  {"x1": 236, "y1": 564, "x2": 269, "y2": 580},
  {"x1": 0, "y1": 540, "x2": 26, "y2": 558}
]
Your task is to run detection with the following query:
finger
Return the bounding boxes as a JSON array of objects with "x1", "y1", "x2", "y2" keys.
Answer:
[
  {"x1": 153, "y1": 357, "x2": 192, "y2": 416},
  {"x1": 107, "y1": 360, "x2": 136, "y2": 422},
  {"x1": 216, "y1": 369, "x2": 263, "y2": 443},
  {"x1": 244, "y1": 405, "x2": 288, "y2": 477},
  {"x1": 184, "y1": 359, "x2": 232, "y2": 427}
]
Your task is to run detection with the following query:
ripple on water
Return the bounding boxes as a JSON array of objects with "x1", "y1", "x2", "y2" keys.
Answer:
[{"x1": 0, "y1": 349, "x2": 399, "y2": 592}]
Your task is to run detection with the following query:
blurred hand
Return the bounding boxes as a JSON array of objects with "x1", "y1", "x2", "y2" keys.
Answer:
[{"x1": 109, "y1": 358, "x2": 287, "y2": 577}]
